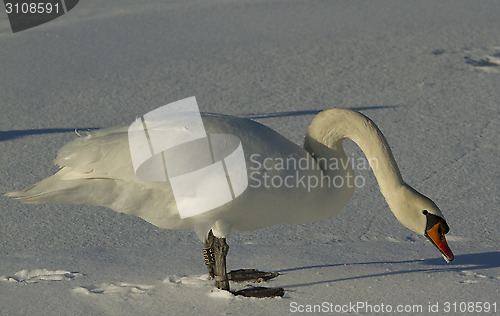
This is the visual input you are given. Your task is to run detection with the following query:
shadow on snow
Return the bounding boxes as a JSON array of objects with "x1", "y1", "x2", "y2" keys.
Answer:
[
  {"x1": 0, "y1": 128, "x2": 99, "y2": 142},
  {"x1": 276, "y1": 251, "x2": 500, "y2": 289},
  {"x1": 239, "y1": 105, "x2": 401, "y2": 119},
  {"x1": 1, "y1": 105, "x2": 399, "y2": 141}
]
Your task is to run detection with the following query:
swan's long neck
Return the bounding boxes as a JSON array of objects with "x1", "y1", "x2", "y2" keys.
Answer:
[{"x1": 305, "y1": 108, "x2": 405, "y2": 197}]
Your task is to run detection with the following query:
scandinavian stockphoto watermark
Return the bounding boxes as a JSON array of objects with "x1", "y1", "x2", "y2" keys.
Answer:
[
  {"x1": 248, "y1": 153, "x2": 376, "y2": 192},
  {"x1": 127, "y1": 97, "x2": 248, "y2": 219}
]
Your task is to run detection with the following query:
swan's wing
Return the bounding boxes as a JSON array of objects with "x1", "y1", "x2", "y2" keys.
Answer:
[
  {"x1": 6, "y1": 114, "x2": 328, "y2": 238},
  {"x1": 6, "y1": 126, "x2": 183, "y2": 229}
]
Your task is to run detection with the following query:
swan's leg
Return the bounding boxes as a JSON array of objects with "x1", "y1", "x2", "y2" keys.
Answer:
[
  {"x1": 203, "y1": 230, "x2": 283, "y2": 297},
  {"x1": 212, "y1": 235, "x2": 230, "y2": 290},
  {"x1": 203, "y1": 231, "x2": 215, "y2": 278},
  {"x1": 205, "y1": 230, "x2": 278, "y2": 282},
  {"x1": 204, "y1": 230, "x2": 230, "y2": 290}
]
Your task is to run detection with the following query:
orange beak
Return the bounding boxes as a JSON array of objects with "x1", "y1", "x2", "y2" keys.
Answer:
[{"x1": 425, "y1": 222, "x2": 454, "y2": 262}]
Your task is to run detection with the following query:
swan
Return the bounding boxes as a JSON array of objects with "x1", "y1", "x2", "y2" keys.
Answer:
[{"x1": 6, "y1": 106, "x2": 454, "y2": 297}]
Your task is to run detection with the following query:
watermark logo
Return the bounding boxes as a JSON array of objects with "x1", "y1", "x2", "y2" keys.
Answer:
[
  {"x1": 128, "y1": 97, "x2": 248, "y2": 219},
  {"x1": 248, "y1": 154, "x2": 374, "y2": 192},
  {"x1": 4, "y1": 0, "x2": 79, "y2": 33}
]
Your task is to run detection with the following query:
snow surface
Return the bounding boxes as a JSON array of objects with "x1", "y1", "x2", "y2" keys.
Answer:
[{"x1": 1, "y1": 0, "x2": 499, "y2": 315}]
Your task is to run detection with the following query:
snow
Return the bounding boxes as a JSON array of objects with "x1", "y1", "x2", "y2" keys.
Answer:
[
  {"x1": 1, "y1": 269, "x2": 83, "y2": 283},
  {"x1": 1, "y1": 0, "x2": 499, "y2": 315}
]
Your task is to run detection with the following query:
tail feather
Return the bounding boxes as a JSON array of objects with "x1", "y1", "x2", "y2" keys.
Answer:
[
  {"x1": 5, "y1": 169, "x2": 115, "y2": 205},
  {"x1": 5, "y1": 125, "x2": 184, "y2": 230}
]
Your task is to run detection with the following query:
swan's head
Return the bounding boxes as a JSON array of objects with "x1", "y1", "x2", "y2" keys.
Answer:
[{"x1": 388, "y1": 186, "x2": 454, "y2": 262}]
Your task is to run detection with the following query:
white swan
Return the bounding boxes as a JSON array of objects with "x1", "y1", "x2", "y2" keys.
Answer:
[{"x1": 7, "y1": 108, "x2": 453, "y2": 297}]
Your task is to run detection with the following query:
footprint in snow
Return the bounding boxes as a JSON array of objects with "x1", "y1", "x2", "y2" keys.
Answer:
[
  {"x1": 73, "y1": 275, "x2": 211, "y2": 297},
  {"x1": 459, "y1": 270, "x2": 496, "y2": 284},
  {"x1": 432, "y1": 47, "x2": 500, "y2": 74},
  {"x1": 165, "y1": 275, "x2": 235, "y2": 299},
  {"x1": 165, "y1": 274, "x2": 211, "y2": 286},
  {"x1": 74, "y1": 282, "x2": 154, "y2": 296},
  {"x1": 0, "y1": 269, "x2": 82, "y2": 283},
  {"x1": 463, "y1": 47, "x2": 500, "y2": 73}
]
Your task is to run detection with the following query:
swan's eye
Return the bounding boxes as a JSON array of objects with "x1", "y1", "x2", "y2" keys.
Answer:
[
  {"x1": 438, "y1": 226, "x2": 444, "y2": 240},
  {"x1": 423, "y1": 211, "x2": 450, "y2": 234}
]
